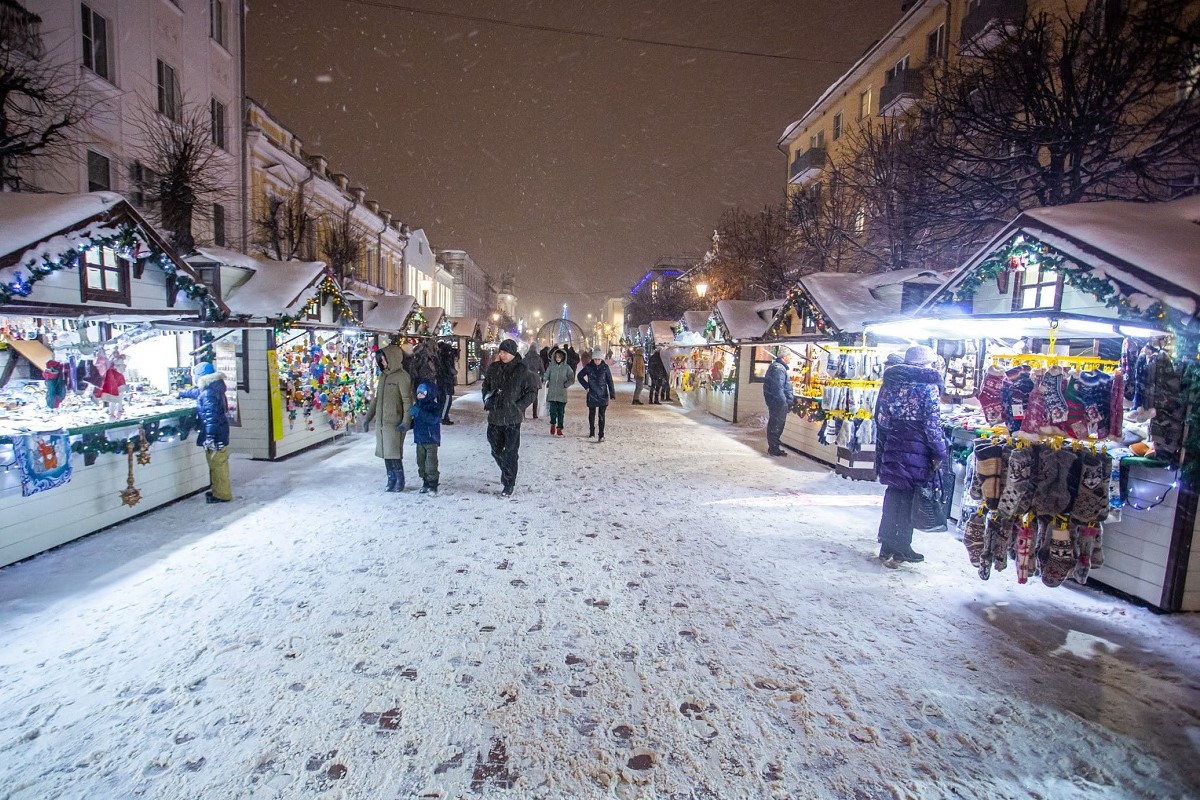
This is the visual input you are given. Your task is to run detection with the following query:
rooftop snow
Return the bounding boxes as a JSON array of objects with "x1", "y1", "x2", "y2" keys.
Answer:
[
  {"x1": 715, "y1": 299, "x2": 776, "y2": 341},
  {"x1": 0, "y1": 191, "x2": 124, "y2": 258},
  {"x1": 363, "y1": 295, "x2": 416, "y2": 332},
  {"x1": 801, "y1": 267, "x2": 948, "y2": 331},
  {"x1": 222, "y1": 257, "x2": 328, "y2": 318}
]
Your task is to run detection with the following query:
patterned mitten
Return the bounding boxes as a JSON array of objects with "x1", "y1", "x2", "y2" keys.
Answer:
[
  {"x1": 1091, "y1": 524, "x2": 1105, "y2": 568},
  {"x1": 1021, "y1": 372, "x2": 1050, "y2": 435},
  {"x1": 1014, "y1": 521, "x2": 1036, "y2": 584},
  {"x1": 1032, "y1": 447, "x2": 1075, "y2": 517},
  {"x1": 1035, "y1": 517, "x2": 1053, "y2": 573},
  {"x1": 1070, "y1": 451, "x2": 1112, "y2": 525},
  {"x1": 963, "y1": 512, "x2": 987, "y2": 568},
  {"x1": 977, "y1": 366, "x2": 1008, "y2": 424},
  {"x1": 1041, "y1": 526, "x2": 1075, "y2": 587},
  {"x1": 974, "y1": 440, "x2": 1006, "y2": 510},
  {"x1": 1073, "y1": 526, "x2": 1098, "y2": 584},
  {"x1": 998, "y1": 445, "x2": 1036, "y2": 519},
  {"x1": 990, "y1": 515, "x2": 1013, "y2": 572}
]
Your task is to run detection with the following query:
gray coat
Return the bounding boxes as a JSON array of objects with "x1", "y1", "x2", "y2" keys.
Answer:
[
  {"x1": 525, "y1": 348, "x2": 546, "y2": 388},
  {"x1": 545, "y1": 353, "x2": 574, "y2": 403},
  {"x1": 364, "y1": 343, "x2": 414, "y2": 459}
]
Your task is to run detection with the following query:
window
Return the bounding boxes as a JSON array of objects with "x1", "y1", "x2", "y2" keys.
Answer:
[
  {"x1": 1014, "y1": 265, "x2": 1062, "y2": 311},
  {"x1": 81, "y1": 4, "x2": 111, "y2": 81},
  {"x1": 832, "y1": 112, "x2": 843, "y2": 141},
  {"x1": 80, "y1": 246, "x2": 130, "y2": 304},
  {"x1": 212, "y1": 203, "x2": 226, "y2": 246},
  {"x1": 194, "y1": 264, "x2": 221, "y2": 298},
  {"x1": 156, "y1": 59, "x2": 180, "y2": 121},
  {"x1": 87, "y1": 150, "x2": 110, "y2": 191},
  {"x1": 809, "y1": 130, "x2": 824, "y2": 150},
  {"x1": 749, "y1": 346, "x2": 774, "y2": 382},
  {"x1": 128, "y1": 162, "x2": 157, "y2": 207},
  {"x1": 926, "y1": 24, "x2": 946, "y2": 60},
  {"x1": 858, "y1": 88, "x2": 872, "y2": 119},
  {"x1": 854, "y1": 208, "x2": 867, "y2": 236},
  {"x1": 210, "y1": 0, "x2": 227, "y2": 47},
  {"x1": 885, "y1": 55, "x2": 910, "y2": 83},
  {"x1": 210, "y1": 98, "x2": 226, "y2": 149}
]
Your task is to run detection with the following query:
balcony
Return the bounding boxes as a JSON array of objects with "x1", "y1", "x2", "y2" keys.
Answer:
[
  {"x1": 878, "y1": 68, "x2": 924, "y2": 117},
  {"x1": 959, "y1": 0, "x2": 1026, "y2": 53},
  {"x1": 788, "y1": 146, "x2": 826, "y2": 184}
]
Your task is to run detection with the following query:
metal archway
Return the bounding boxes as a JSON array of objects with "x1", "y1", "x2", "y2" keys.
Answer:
[{"x1": 532, "y1": 318, "x2": 589, "y2": 348}]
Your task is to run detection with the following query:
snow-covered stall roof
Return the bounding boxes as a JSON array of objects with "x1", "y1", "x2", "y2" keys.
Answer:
[
  {"x1": 424, "y1": 307, "x2": 446, "y2": 334},
  {"x1": 681, "y1": 311, "x2": 711, "y2": 334},
  {"x1": 0, "y1": 192, "x2": 228, "y2": 319},
  {"x1": 916, "y1": 196, "x2": 1200, "y2": 319},
  {"x1": 362, "y1": 295, "x2": 416, "y2": 333},
  {"x1": 192, "y1": 245, "x2": 263, "y2": 272},
  {"x1": 450, "y1": 317, "x2": 482, "y2": 338},
  {"x1": 714, "y1": 300, "x2": 774, "y2": 341},
  {"x1": 801, "y1": 267, "x2": 946, "y2": 331},
  {"x1": 649, "y1": 320, "x2": 677, "y2": 346},
  {"x1": 218, "y1": 256, "x2": 328, "y2": 319}
]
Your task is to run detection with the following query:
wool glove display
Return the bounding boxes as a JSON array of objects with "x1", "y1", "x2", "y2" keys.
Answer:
[
  {"x1": 1041, "y1": 525, "x2": 1075, "y2": 588},
  {"x1": 977, "y1": 366, "x2": 1008, "y2": 425},
  {"x1": 997, "y1": 444, "x2": 1036, "y2": 519}
]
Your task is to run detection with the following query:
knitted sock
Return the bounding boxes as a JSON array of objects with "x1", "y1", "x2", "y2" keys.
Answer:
[
  {"x1": 1014, "y1": 521, "x2": 1036, "y2": 584},
  {"x1": 1021, "y1": 371, "x2": 1050, "y2": 435},
  {"x1": 1003, "y1": 367, "x2": 1034, "y2": 433},
  {"x1": 1041, "y1": 526, "x2": 1075, "y2": 588},
  {"x1": 997, "y1": 445, "x2": 1036, "y2": 518},
  {"x1": 1038, "y1": 369, "x2": 1069, "y2": 426},
  {"x1": 974, "y1": 440, "x2": 1006, "y2": 510},
  {"x1": 1063, "y1": 378, "x2": 1090, "y2": 439},
  {"x1": 1032, "y1": 447, "x2": 1074, "y2": 517},
  {"x1": 977, "y1": 367, "x2": 1008, "y2": 425},
  {"x1": 1076, "y1": 370, "x2": 1113, "y2": 437},
  {"x1": 1035, "y1": 517, "x2": 1053, "y2": 574},
  {"x1": 1091, "y1": 524, "x2": 1105, "y2": 568},
  {"x1": 1070, "y1": 451, "x2": 1112, "y2": 525},
  {"x1": 1073, "y1": 526, "x2": 1098, "y2": 584},
  {"x1": 963, "y1": 512, "x2": 987, "y2": 568}
]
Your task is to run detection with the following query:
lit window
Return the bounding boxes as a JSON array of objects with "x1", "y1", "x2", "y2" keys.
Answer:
[
  {"x1": 81, "y1": 4, "x2": 111, "y2": 81},
  {"x1": 854, "y1": 208, "x2": 866, "y2": 236},
  {"x1": 1015, "y1": 265, "x2": 1061, "y2": 311},
  {"x1": 81, "y1": 246, "x2": 129, "y2": 303},
  {"x1": 858, "y1": 88, "x2": 872, "y2": 119}
]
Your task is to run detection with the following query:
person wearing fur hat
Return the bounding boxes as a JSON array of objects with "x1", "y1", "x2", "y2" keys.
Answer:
[
  {"x1": 482, "y1": 338, "x2": 538, "y2": 496},
  {"x1": 544, "y1": 347, "x2": 574, "y2": 436},
  {"x1": 873, "y1": 345, "x2": 947, "y2": 564},
  {"x1": 179, "y1": 361, "x2": 232, "y2": 503},
  {"x1": 577, "y1": 348, "x2": 616, "y2": 442},
  {"x1": 363, "y1": 343, "x2": 415, "y2": 492}
]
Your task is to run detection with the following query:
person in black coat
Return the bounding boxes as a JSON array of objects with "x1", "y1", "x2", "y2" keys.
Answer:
[
  {"x1": 762, "y1": 349, "x2": 795, "y2": 457},
  {"x1": 648, "y1": 350, "x2": 669, "y2": 404},
  {"x1": 481, "y1": 339, "x2": 538, "y2": 496},
  {"x1": 437, "y1": 341, "x2": 458, "y2": 424},
  {"x1": 577, "y1": 348, "x2": 616, "y2": 442},
  {"x1": 179, "y1": 361, "x2": 232, "y2": 503},
  {"x1": 566, "y1": 346, "x2": 581, "y2": 371}
]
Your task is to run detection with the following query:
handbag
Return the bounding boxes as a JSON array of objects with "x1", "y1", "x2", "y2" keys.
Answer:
[{"x1": 912, "y1": 472, "x2": 949, "y2": 532}]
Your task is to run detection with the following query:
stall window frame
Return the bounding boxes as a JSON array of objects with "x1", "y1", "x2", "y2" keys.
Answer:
[
  {"x1": 748, "y1": 345, "x2": 775, "y2": 383},
  {"x1": 1012, "y1": 266, "x2": 1064, "y2": 312},
  {"x1": 79, "y1": 246, "x2": 131, "y2": 305}
]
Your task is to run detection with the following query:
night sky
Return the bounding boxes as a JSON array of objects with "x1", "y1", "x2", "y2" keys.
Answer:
[{"x1": 247, "y1": 0, "x2": 902, "y2": 319}]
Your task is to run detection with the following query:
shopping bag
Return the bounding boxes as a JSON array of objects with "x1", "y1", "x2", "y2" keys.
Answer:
[{"x1": 912, "y1": 473, "x2": 949, "y2": 532}]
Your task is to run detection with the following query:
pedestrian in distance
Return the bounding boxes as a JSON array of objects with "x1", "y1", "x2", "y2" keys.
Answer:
[
  {"x1": 412, "y1": 378, "x2": 442, "y2": 495},
  {"x1": 631, "y1": 349, "x2": 647, "y2": 404},
  {"x1": 525, "y1": 342, "x2": 546, "y2": 420},
  {"x1": 482, "y1": 339, "x2": 538, "y2": 497},
  {"x1": 363, "y1": 343, "x2": 414, "y2": 492},
  {"x1": 624, "y1": 347, "x2": 634, "y2": 382},
  {"x1": 179, "y1": 361, "x2": 232, "y2": 503},
  {"x1": 873, "y1": 345, "x2": 947, "y2": 565},
  {"x1": 566, "y1": 346, "x2": 581, "y2": 371},
  {"x1": 648, "y1": 349, "x2": 669, "y2": 404},
  {"x1": 577, "y1": 348, "x2": 616, "y2": 442},
  {"x1": 545, "y1": 347, "x2": 574, "y2": 437},
  {"x1": 763, "y1": 347, "x2": 795, "y2": 457},
  {"x1": 437, "y1": 340, "x2": 458, "y2": 424}
]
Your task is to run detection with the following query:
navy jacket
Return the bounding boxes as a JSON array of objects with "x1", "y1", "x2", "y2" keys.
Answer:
[
  {"x1": 180, "y1": 371, "x2": 230, "y2": 448},
  {"x1": 873, "y1": 364, "x2": 947, "y2": 489},
  {"x1": 577, "y1": 360, "x2": 616, "y2": 408},
  {"x1": 411, "y1": 381, "x2": 442, "y2": 445},
  {"x1": 763, "y1": 359, "x2": 795, "y2": 408}
]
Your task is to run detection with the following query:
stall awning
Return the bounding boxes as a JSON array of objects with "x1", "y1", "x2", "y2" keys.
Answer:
[
  {"x1": 649, "y1": 320, "x2": 677, "y2": 346},
  {"x1": 681, "y1": 311, "x2": 710, "y2": 334},
  {"x1": 450, "y1": 317, "x2": 482, "y2": 338},
  {"x1": 800, "y1": 268, "x2": 946, "y2": 333},
  {"x1": 0, "y1": 333, "x2": 52, "y2": 370}
]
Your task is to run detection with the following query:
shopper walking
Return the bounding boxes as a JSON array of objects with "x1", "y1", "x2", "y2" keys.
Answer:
[
  {"x1": 363, "y1": 343, "x2": 414, "y2": 493},
  {"x1": 763, "y1": 348, "x2": 795, "y2": 457},
  {"x1": 873, "y1": 345, "x2": 946, "y2": 564},
  {"x1": 566, "y1": 346, "x2": 581, "y2": 372},
  {"x1": 412, "y1": 378, "x2": 442, "y2": 495},
  {"x1": 437, "y1": 341, "x2": 457, "y2": 424},
  {"x1": 545, "y1": 347, "x2": 574, "y2": 437},
  {"x1": 525, "y1": 343, "x2": 546, "y2": 420},
  {"x1": 577, "y1": 348, "x2": 616, "y2": 442},
  {"x1": 482, "y1": 339, "x2": 538, "y2": 497},
  {"x1": 648, "y1": 349, "x2": 669, "y2": 404},
  {"x1": 631, "y1": 349, "x2": 646, "y2": 404},
  {"x1": 179, "y1": 361, "x2": 232, "y2": 503}
]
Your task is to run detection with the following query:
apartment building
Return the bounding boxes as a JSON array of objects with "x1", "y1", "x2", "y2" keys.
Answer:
[
  {"x1": 23, "y1": 0, "x2": 246, "y2": 250},
  {"x1": 437, "y1": 249, "x2": 496, "y2": 320}
]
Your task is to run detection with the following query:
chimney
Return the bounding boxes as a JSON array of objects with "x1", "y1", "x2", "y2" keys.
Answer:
[
  {"x1": 351, "y1": 186, "x2": 367, "y2": 204},
  {"x1": 366, "y1": 199, "x2": 379, "y2": 214},
  {"x1": 290, "y1": 137, "x2": 303, "y2": 157},
  {"x1": 380, "y1": 210, "x2": 393, "y2": 226},
  {"x1": 309, "y1": 154, "x2": 328, "y2": 178},
  {"x1": 331, "y1": 172, "x2": 348, "y2": 191}
]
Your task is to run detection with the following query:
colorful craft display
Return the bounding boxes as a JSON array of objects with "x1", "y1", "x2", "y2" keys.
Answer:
[{"x1": 277, "y1": 334, "x2": 375, "y2": 431}]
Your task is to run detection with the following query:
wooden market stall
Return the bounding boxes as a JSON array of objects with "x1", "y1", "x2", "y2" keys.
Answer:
[
  {"x1": 700, "y1": 299, "x2": 783, "y2": 423},
  {"x1": 448, "y1": 317, "x2": 484, "y2": 385},
  {"x1": 0, "y1": 192, "x2": 229, "y2": 567},
  {"x1": 880, "y1": 195, "x2": 1200, "y2": 611}
]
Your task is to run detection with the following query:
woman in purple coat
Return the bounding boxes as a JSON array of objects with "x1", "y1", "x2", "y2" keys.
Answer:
[{"x1": 873, "y1": 345, "x2": 947, "y2": 564}]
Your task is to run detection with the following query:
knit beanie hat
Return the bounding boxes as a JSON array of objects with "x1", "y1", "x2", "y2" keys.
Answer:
[
  {"x1": 193, "y1": 361, "x2": 215, "y2": 378},
  {"x1": 499, "y1": 339, "x2": 520, "y2": 356},
  {"x1": 904, "y1": 345, "x2": 936, "y2": 365}
]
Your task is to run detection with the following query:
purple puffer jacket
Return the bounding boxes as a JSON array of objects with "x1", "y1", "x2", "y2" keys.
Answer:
[{"x1": 874, "y1": 364, "x2": 947, "y2": 489}]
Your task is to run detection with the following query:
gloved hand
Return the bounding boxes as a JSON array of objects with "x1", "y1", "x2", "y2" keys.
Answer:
[
  {"x1": 395, "y1": 422, "x2": 409, "y2": 433},
  {"x1": 203, "y1": 437, "x2": 218, "y2": 452}
]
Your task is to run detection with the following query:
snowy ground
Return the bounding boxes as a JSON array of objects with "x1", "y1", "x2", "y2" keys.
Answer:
[{"x1": 1, "y1": 378, "x2": 1199, "y2": 800}]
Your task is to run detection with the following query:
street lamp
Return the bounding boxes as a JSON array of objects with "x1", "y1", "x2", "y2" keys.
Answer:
[
  {"x1": 695, "y1": 281, "x2": 709, "y2": 299},
  {"x1": 492, "y1": 312, "x2": 499, "y2": 322}
]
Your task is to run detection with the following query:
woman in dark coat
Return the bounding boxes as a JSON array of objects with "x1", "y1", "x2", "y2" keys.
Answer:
[
  {"x1": 437, "y1": 341, "x2": 458, "y2": 424},
  {"x1": 180, "y1": 361, "x2": 232, "y2": 503},
  {"x1": 873, "y1": 345, "x2": 946, "y2": 564},
  {"x1": 577, "y1": 348, "x2": 616, "y2": 442}
]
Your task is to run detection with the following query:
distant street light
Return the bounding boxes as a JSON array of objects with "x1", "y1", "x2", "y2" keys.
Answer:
[{"x1": 492, "y1": 312, "x2": 499, "y2": 322}]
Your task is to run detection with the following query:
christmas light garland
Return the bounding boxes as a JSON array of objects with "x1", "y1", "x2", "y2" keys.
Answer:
[{"x1": 767, "y1": 288, "x2": 832, "y2": 337}]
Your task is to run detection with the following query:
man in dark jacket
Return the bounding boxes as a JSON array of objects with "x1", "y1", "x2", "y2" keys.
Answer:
[
  {"x1": 762, "y1": 348, "x2": 795, "y2": 457},
  {"x1": 524, "y1": 342, "x2": 546, "y2": 420},
  {"x1": 437, "y1": 341, "x2": 458, "y2": 424},
  {"x1": 482, "y1": 339, "x2": 538, "y2": 496},
  {"x1": 566, "y1": 346, "x2": 581, "y2": 371},
  {"x1": 577, "y1": 348, "x2": 616, "y2": 442},
  {"x1": 648, "y1": 350, "x2": 669, "y2": 404},
  {"x1": 179, "y1": 361, "x2": 232, "y2": 503},
  {"x1": 873, "y1": 345, "x2": 947, "y2": 564}
]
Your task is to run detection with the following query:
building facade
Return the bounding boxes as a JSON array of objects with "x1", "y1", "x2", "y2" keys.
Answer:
[
  {"x1": 22, "y1": 0, "x2": 247, "y2": 251},
  {"x1": 437, "y1": 249, "x2": 495, "y2": 320}
]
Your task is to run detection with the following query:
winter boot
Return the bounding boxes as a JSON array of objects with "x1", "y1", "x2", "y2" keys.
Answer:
[
  {"x1": 394, "y1": 464, "x2": 405, "y2": 492},
  {"x1": 556, "y1": 427, "x2": 564, "y2": 437},
  {"x1": 427, "y1": 483, "x2": 438, "y2": 497},
  {"x1": 551, "y1": 423, "x2": 557, "y2": 435},
  {"x1": 385, "y1": 461, "x2": 398, "y2": 492}
]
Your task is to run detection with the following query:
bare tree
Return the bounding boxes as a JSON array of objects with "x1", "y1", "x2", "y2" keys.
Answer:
[
  {"x1": 701, "y1": 203, "x2": 804, "y2": 300},
  {"x1": 130, "y1": 100, "x2": 226, "y2": 255},
  {"x1": 255, "y1": 187, "x2": 316, "y2": 261},
  {"x1": 923, "y1": 0, "x2": 1200, "y2": 228},
  {"x1": 0, "y1": 2, "x2": 95, "y2": 189},
  {"x1": 624, "y1": 278, "x2": 694, "y2": 327},
  {"x1": 321, "y1": 203, "x2": 367, "y2": 282},
  {"x1": 787, "y1": 168, "x2": 863, "y2": 274}
]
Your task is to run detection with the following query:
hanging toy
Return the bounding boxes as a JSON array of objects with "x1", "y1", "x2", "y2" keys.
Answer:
[{"x1": 42, "y1": 360, "x2": 66, "y2": 409}]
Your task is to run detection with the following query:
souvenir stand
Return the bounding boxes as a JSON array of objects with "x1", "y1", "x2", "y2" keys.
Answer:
[
  {"x1": 448, "y1": 317, "x2": 483, "y2": 385},
  {"x1": 647, "y1": 320, "x2": 681, "y2": 402},
  {"x1": 0, "y1": 192, "x2": 229, "y2": 567},
  {"x1": 668, "y1": 312, "x2": 712, "y2": 410},
  {"x1": 701, "y1": 300, "x2": 782, "y2": 423},
  {"x1": 765, "y1": 269, "x2": 943, "y2": 479},
  {"x1": 875, "y1": 196, "x2": 1200, "y2": 611},
  {"x1": 187, "y1": 247, "x2": 374, "y2": 461}
]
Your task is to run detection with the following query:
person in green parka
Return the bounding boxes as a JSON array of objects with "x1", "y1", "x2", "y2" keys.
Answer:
[
  {"x1": 544, "y1": 347, "x2": 574, "y2": 437},
  {"x1": 363, "y1": 342, "x2": 414, "y2": 492}
]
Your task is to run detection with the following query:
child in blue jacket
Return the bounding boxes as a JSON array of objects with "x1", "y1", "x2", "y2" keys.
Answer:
[{"x1": 412, "y1": 380, "x2": 442, "y2": 494}]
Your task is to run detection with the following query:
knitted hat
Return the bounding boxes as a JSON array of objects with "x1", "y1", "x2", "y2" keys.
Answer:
[
  {"x1": 904, "y1": 345, "x2": 937, "y2": 366},
  {"x1": 499, "y1": 339, "x2": 520, "y2": 356},
  {"x1": 193, "y1": 362, "x2": 215, "y2": 377},
  {"x1": 590, "y1": 348, "x2": 604, "y2": 360}
]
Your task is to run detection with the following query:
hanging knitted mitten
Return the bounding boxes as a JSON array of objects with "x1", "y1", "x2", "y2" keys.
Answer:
[
  {"x1": 974, "y1": 439, "x2": 1006, "y2": 510},
  {"x1": 1091, "y1": 523, "x2": 1105, "y2": 568},
  {"x1": 977, "y1": 366, "x2": 1008, "y2": 425},
  {"x1": 1042, "y1": 526, "x2": 1075, "y2": 587},
  {"x1": 1070, "y1": 451, "x2": 1112, "y2": 525},
  {"x1": 1073, "y1": 526, "x2": 1098, "y2": 584},
  {"x1": 1014, "y1": 520, "x2": 1036, "y2": 584},
  {"x1": 990, "y1": 514, "x2": 1013, "y2": 572},
  {"x1": 963, "y1": 512, "x2": 987, "y2": 568},
  {"x1": 997, "y1": 444, "x2": 1036, "y2": 519},
  {"x1": 1032, "y1": 446, "x2": 1075, "y2": 517}
]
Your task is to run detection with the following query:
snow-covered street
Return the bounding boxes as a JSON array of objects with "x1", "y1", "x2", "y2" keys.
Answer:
[{"x1": 1, "y1": 381, "x2": 1198, "y2": 800}]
